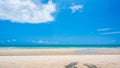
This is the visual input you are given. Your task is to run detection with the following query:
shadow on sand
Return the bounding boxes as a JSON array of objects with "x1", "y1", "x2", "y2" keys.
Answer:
[{"x1": 65, "y1": 62, "x2": 98, "y2": 68}]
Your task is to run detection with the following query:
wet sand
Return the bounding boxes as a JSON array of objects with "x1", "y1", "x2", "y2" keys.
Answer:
[{"x1": 0, "y1": 48, "x2": 120, "y2": 55}]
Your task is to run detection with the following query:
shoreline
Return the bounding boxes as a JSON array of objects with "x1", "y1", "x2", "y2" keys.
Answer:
[{"x1": 0, "y1": 48, "x2": 120, "y2": 55}]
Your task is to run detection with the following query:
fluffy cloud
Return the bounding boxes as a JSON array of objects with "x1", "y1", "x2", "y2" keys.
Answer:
[
  {"x1": 0, "y1": 0, "x2": 56, "y2": 23},
  {"x1": 70, "y1": 5, "x2": 83, "y2": 13}
]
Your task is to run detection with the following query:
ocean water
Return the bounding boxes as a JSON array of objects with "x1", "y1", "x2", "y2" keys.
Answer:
[{"x1": 0, "y1": 45, "x2": 120, "y2": 49}]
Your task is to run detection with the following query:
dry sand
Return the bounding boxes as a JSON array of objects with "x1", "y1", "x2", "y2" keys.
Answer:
[
  {"x1": 0, "y1": 55, "x2": 120, "y2": 68},
  {"x1": 0, "y1": 48, "x2": 120, "y2": 68}
]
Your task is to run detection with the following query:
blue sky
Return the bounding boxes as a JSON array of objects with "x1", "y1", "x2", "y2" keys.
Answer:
[{"x1": 0, "y1": 0, "x2": 120, "y2": 45}]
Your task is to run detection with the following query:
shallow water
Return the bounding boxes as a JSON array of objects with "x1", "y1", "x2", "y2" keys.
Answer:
[{"x1": 0, "y1": 45, "x2": 120, "y2": 49}]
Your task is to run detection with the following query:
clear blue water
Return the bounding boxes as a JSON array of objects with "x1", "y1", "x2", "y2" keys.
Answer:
[{"x1": 0, "y1": 45, "x2": 120, "y2": 49}]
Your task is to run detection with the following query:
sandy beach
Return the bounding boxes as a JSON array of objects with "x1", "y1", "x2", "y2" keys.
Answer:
[
  {"x1": 0, "y1": 48, "x2": 120, "y2": 55},
  {"x1": 0, "y1": 48, "x2": 120, "y2": 68},
  {"x1": 0, "y1": 55, "x2": 120, "y2": 68}
]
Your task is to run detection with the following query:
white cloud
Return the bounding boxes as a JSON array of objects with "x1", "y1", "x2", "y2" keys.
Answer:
[
  {"x1": 37, "y1": 40, "x2": 58, "y2": 44},
  {"x1": 0, "y1": 0, "x2": 56, "y2": 24},
  {"x1": 0, "y1": 39, "x2": 16, "y2": 43},
  {"x1": 97, "y1": 28, "x2": 112, "y2": 31},
  {"x1": 70, "y1": 5, "x2": 83, "y2": 13},
  {"x1": 101, "y1": 32, "x2": 120, "y2": 35},
  {"x1": 38, "y1": 40, "x2": 49, "y2": 44},
  {"x1": 38, "y1": 40, "x2": 44, "y2": 43},
  {"x1": 12, "y1": 39, "x2": 16, "y2": 42}
]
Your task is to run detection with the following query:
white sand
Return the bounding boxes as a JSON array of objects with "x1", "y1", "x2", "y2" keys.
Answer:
[
  {"x1": 0, "y1": 48, "x2": 120, "y2": 55},
  {"x1": 0, "y1": 55, "x2": 120, "y2": 68},
  {"x1": 0, "y1": 48, "x2": 120, "y2": 68}
]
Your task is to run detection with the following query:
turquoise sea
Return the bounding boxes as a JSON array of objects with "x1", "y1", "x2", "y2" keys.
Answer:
[{"x1": 0, "y1": 45, "x2": 120, "y2": 49}]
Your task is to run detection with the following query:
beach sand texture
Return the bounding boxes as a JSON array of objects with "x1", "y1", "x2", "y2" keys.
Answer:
[
  {"x1": 0, "y1": 48, "x2": 120, "y2": 68},
  {"x1": 0, "y1": 48, "x2": 120, "y2": 55},
  {"x1": 0, "y1": 55, "x2": 120, "y2": 68}
]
